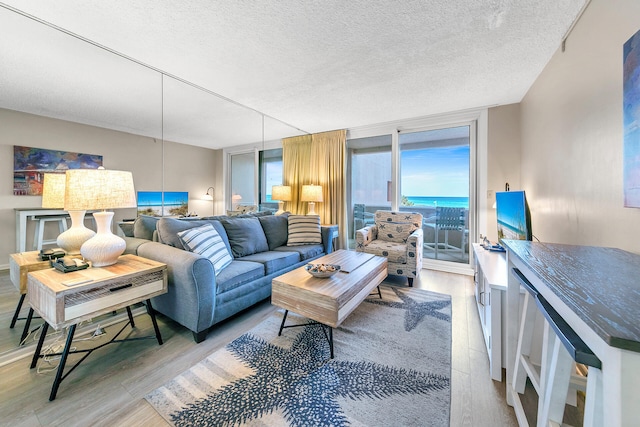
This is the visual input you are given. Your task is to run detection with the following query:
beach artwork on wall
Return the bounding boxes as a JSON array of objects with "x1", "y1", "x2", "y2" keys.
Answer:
[
  {"x1": 624, "y1": 28, "x2": 640, "y2": 208},
  {"x1": 13, "y1": 145, "x2": 103, "y2": 196},
  {"x1": 137, "y1": 191, "x2": 189, "y2": 217}
]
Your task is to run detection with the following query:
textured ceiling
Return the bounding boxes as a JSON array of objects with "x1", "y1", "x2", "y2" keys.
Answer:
[{"x1": 0, "y1": 1, "x2": 587, "y2": 149}]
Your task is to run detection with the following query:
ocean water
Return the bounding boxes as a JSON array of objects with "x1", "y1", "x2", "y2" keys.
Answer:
[
  {"x1": 265, "y1": 195, "x2": 469, "y2": 208},
  {"x1": 405, "y1": 196, "x2": 469, "y2": 208}
]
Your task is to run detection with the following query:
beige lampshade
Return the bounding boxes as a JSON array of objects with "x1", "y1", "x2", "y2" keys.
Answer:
[
  {"x1": 301, "y1": 185, "x2": 323, "y2": 202},
  {"x1": 271, "y1": 185, "x2": 292, "y2": 201},
  {"x1": 42, "y1": 173, "x2": 66, "y2": 208},
  {"x1": 64, "y1": 168, "x2": 136, "y2": 211}
]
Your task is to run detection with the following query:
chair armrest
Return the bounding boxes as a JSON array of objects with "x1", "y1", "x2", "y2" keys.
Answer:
[
  {"x1": 405, "y1": 228, "x2": 424, "y2": 267},
  {"x1": 355, "y1": 225, "x2": 378, "y2": 251}
]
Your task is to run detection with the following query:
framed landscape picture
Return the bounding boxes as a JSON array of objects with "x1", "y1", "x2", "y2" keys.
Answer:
[
  {"x1": 137, "y1": 191, "x2": 189, "y2": 217},
  {"x1": 624, "y1": 28, "x2": 640, "y2": 207},
  {"x1": 13, "y1": 145, "x2": 103, "y2": 196}
]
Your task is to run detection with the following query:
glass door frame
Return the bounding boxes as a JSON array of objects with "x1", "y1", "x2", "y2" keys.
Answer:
[{"x1": 348, "y1": 109, "x2": 487, "y2": 275}]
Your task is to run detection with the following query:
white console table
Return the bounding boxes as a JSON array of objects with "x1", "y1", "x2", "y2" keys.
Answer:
[
  {"x1": 15, "y1": 208, "x2": 67, "y2": 253},
  {"x1": 503, "y1": 240, "x2": 640, "y2": 426},
  {"x1": 472, "y1": 243, "x2": 509, "y2": 381}
]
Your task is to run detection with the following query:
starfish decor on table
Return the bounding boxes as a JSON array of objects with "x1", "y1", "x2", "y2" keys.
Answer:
[{"x1": 170, "y1": 322, "x2": 449, "y2": 427}]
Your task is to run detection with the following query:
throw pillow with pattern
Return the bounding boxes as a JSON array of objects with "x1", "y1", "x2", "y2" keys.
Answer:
[
  {"x1": 177, "y1": 224, "x2": 233, "y2": 275},
  {"x1": 287, "y1": 215, "x2": 322, "y2": 246}
]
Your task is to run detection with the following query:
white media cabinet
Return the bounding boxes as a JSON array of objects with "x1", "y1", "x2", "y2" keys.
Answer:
[{"x1": 472, "y1": 243, "x2": 508, "y2": 381}]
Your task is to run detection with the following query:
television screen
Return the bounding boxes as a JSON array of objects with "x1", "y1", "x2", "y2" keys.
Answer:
[{"x1": 495, "y1": 190, "x2": 532, "y2": 242}]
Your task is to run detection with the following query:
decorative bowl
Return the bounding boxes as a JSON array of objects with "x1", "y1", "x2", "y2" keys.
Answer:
[{"x1": 305, "y1": 263, "x2": 341, "y2": 278}]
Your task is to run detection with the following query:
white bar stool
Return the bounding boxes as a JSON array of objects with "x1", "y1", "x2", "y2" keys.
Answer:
[
  {"x1": 512, "y1": 268, "x2": 602, "y2": 427},
  {"x1": 32, "y1": 215, "x2": 68, "y2": 251}
]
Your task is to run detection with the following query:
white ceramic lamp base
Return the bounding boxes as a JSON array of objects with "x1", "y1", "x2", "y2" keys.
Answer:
[
  {"x1": 307, "y1": 202, "x2": 317, "y2": 215},
  {"x1": 275, "y1": 201, "x2": 286, "y2": 215},
  {"x1": 81, "y1": 211, "x2": 125, "y2": 267},
  {"x1": 56, "y1": 210, "x2": 96, "y2": 255}
]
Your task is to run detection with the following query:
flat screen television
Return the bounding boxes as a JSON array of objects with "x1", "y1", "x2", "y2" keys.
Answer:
[{"x1": 495, "y1": 190, "x2": 532, "y2": 243}]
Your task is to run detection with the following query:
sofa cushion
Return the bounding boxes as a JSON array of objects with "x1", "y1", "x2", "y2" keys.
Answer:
[
  {"x1": 287, "y1": 215, "x2": 321, "y2": 246},
  {"x1": 239, "y1": 251, "x2": 300, "y2": 275},
  {"x1": 156, "y1": 217, "x2": 232, "y2": 254},
  {"x1": 273, "y1": 244, "x2": 324, "y2": 261},
  {"x1": 375, "y1": 220, "x2": 417, "y2": 243},
  {"x1": 220, "y1": 217, "x2": 269, "y2": 257},
  {"x1": 215, "y1": 260, "x2": 265, "y2": 294},
  {"x1": 133, "y1": 215, "x2": 159, "y2": 240},
  {"x1": 258, "y1": 213, "x2": 289, "y2": 250},
  {"x1": 177, "y1": 224, "x2": 233, "y2": 276}
]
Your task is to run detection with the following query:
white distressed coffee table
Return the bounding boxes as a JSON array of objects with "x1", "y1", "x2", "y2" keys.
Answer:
[{"x1": 271, "y1": 249, "x2": 387, "y2": 358}]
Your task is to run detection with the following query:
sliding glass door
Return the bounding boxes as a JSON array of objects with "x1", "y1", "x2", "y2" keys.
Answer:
[
  {"x1": 399, "y1": 126, "x2": 470, "y2": 264},
  {"x1": 348, "y1": 124, "x2": 474, "y2": 269}
]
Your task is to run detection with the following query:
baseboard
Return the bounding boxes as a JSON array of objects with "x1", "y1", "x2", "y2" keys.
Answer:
[{"x1": 422, "y1": 258, "x2": 474, "y2": 276}]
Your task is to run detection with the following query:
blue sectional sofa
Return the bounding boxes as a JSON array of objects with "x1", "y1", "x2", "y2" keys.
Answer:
[{"x1": 123, "y1": 213, "x2": 334, "y2": 342}]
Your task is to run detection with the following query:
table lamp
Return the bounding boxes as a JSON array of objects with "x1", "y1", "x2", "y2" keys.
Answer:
[
  {"x1": 271, "y1": 185, "x2": 291, "y2": 215},
  {"x1": 64, "y1": 167, "x2": 136, "y2": 267},
  {"x1": 301, "y1": 185, "x2": 323, "y2": 215},
  {"x1": 42, "y1": 173, "x2": 96, "y2": 254}
]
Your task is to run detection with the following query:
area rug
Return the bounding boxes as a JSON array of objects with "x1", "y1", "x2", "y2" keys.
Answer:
[{"x1": 145, "y1": 285, "x2": 452, "y2": 426}]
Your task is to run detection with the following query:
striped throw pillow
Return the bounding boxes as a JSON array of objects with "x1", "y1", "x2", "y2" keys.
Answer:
[
  {"x1": 287, "y1": 215, "x2": 322, "y2": 246},
  {"x1": 177, "y1": 224, "x2": 233, "y2": 275}
]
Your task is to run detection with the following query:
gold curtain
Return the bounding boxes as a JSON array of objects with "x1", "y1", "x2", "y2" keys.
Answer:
[
  {"x1": 310, "y1": 130, "x2": 347, "y2": 249},
  {"x1": 282, "y1": 134, "x2": 312, "y2": 214},
  {"x1": 282, "y1": 129, "x2": 347, "y2": 249}
]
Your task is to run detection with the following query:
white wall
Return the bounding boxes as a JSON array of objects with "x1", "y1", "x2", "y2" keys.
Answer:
[
  {"x1": 0, "y1": 108, "x2": 222, "y2": 268},
  {"x1": 519, "y1": 0, "x2": 640, "y2": 253},
  {"x1": 486, "y1": 104, "x2": 521, "y2": 242}
]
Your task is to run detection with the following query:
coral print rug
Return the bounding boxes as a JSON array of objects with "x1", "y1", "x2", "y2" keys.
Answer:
[{"x1": 145, "y1": 285, "x2": 451, "y2": 426}]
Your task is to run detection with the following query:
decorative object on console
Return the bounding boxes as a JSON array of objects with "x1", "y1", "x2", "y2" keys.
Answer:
[
  {"x1": 271, "y1": 185, "x2": 291, "y2": 215},
  {"x1": 41, "y1": 173, "x2": 96, "y2": 254},
  {"x1": 64, "y1": 167, "x2": 136, "y2": 267},
  {"x1": 300, "y1": 184, "x2": 323, "y2": 215}
]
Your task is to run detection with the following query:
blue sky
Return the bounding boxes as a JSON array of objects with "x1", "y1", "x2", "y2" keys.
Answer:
[{"x1": 400, "y1": 146, "x2": 470, "y2": 197}]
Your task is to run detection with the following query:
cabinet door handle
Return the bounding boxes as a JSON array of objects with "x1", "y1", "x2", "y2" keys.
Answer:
[
  {"x1": 110, "y1": 283, "x2": 133, "y2": 292},
  {"x1": 479, "y1": 291, "x2": 485, "y2": 306}
]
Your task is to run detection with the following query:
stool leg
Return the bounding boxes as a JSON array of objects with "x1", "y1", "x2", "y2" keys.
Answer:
[
  {"x1": 34, "y1": 220, "x2": 43, "y2": 251},
  {"x1": 58, "y1": 217, "x2": 68, "y2": 233},
  {"x1": 538, "y1": 336, "x2": 573, "y2": 427},
  {"x1": 583, "y1": 367, "x2": 603, "y2": 427},
  {"x1": 513, "y1": 292, "x2": 538, "y2": 394}
]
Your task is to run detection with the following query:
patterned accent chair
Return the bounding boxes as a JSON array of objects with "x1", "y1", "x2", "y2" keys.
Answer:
[{"x1": 355, "y1": 211, "x2": 423, "y2": 286}]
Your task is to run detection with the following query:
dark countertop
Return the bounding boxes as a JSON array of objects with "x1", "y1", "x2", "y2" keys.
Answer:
[{"x1": 502, "y1": 240, "x2": 640, "y2": 352}]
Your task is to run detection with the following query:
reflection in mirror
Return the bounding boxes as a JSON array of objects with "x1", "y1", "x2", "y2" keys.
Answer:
[
  {"x1": 0, "y1": 8, "x2": 162, "y2": 362},
  {"x1": 0, "y1": 7, "x2": 162, "y2": 139},
  {"x1": 162, "y1": 76, "x2": 264, "y2": 148},
  {"x1": 230, "y1": 152, "x2": 257, "y2": 209}
]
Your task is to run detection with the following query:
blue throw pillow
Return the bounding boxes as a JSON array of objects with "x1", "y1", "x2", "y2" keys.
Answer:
[
  {"x1": 177, "y1": 224, "x2": 233, "y2": 275},
  {"x1": 220, "y1": 217, "x2": 269, "y2": 257}
]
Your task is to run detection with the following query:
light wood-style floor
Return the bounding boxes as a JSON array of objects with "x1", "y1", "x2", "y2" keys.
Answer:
[{"x1": 0, "y1": 268, "x2": 518, "y2": 426}]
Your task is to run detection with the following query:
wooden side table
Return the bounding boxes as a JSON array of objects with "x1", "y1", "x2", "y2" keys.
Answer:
[{"x1": 27, "y1": 254, "x2": 167, "y2": 401}]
